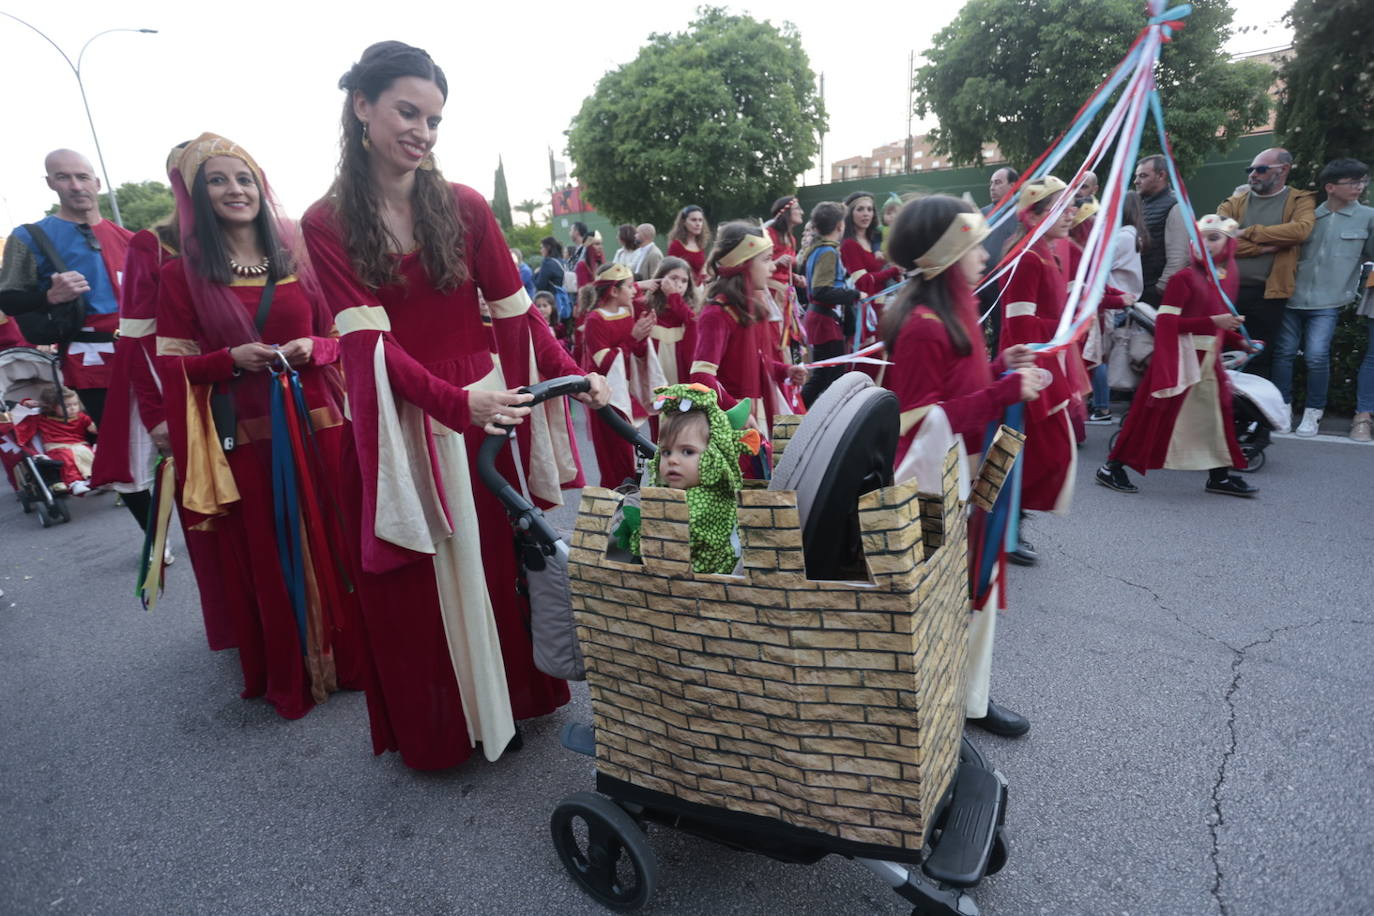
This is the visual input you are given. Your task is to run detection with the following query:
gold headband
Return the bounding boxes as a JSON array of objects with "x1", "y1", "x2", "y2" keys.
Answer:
[
  {"x1": 908, "y1": 211, "x2": 990, "y2": 279},
  {"x1": 1016, "y1": 175, "x2": 1068, "y2": 213},
  {"x1": 1072, "y1": 196, "x2": 1099, "y2": 227},
  {"x1": 595, "y1": 263, "x2": 634, "y2": 285},
  {"x1": 1197, "y1": 214, "x2": 1241, "y2": 238},
  {"x1": 718, "y1": 232, "x2": 773, "y2": 269},
  {"x1": 176, "y1": 132, "x2": 264, "y2": 185}
]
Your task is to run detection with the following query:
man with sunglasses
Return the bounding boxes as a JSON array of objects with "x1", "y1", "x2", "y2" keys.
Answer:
[
  {"x1": 1217, "y1": 148, "x2": 1316, "y2": 379},
  {"x1": 0, "y1": 149, "x2": 133, "y2": 420}
]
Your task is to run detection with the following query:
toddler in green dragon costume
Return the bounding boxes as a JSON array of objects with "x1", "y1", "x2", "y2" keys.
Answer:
[{"x1": 623, "y1": 383, "x2": 761, "y2": 574}]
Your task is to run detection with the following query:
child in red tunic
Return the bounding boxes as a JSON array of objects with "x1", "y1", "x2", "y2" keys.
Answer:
[
  {"x1": 689, "y1": 222, "x2": 808, "y2": 463},
  {"x1": 583, "y1": 262, "x2": 655, "y2": 487},
  {"x1": 639, "y1": 257, "x2": 699, "y2": 438},
  {"x1": 882, "y1": 195, "x2": 1040, "y2": 737},
  {"x1": 1097, "y1": 215, "x2": 1259, "y2": 497},
  {"x1": 30, "y1": 386, "x2": 96, "y2": 495}
]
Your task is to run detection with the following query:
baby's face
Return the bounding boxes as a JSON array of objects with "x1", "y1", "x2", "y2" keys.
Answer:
[
  {"x1": 659, "y1": 420, "x2": 709, "y2": 489},
  {"x1": 62, "y1": 394, "x2": 81, "y2": 416}
]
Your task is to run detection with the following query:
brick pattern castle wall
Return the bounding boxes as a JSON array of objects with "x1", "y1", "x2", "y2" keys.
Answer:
[{"x1": 567, "y1": 446, "x2": 978, "y2": 853}]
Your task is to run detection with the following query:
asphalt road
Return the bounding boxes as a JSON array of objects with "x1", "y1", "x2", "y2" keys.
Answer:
[{"x1": 2, "y1": 413, "x2": 1371, "y2": 916}]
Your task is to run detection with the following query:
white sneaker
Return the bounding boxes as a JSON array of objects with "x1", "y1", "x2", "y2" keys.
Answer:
[
  {"x1": 1277, "y1": 402, "x2": 1292, "y2": 434},
  {"x1": 71, "y1": 480, "x2": 90, "y2": 497},
  {"x1": 1295, "y1": 408, "x2": 1322, "y2": 437},
  {"x1": 163, "y1": 546, "x2": 176, "y2": 567}
]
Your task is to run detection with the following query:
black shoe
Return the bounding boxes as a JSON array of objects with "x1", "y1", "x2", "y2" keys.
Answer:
[
  {"x1": 1086, "y1": 409, "x2": 1114, "y2": 425},
  {"x1": 1095, "y1": 464, "x2": 1138, "y2": 493},
  {"x1": 1205, "y1": 475, "x2": 1259, "y2": 498},
  {"x1": 967, "y1": 700, "x2": 1030, "y2": 737},
  {"x1": 1007, "y1": 538, "x2": 1038, "y2": 567}
]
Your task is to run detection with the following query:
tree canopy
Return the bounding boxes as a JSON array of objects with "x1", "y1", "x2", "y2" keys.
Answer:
[
  {"x1": 566, "y1": 7, "x2": 826, "y2": 228},
  {"x1": 1274, "y1": 0, "x2": 1374, "y2": 187},
  {"x1": 913, "y1": 0, "x2": 1273, "y2": 176},
  {"x1": 492, "y1": 158, "x2": 513, "y2": 231},
  {"x1": 49, "y1": 180, "x2": 174, "y2": 232}
]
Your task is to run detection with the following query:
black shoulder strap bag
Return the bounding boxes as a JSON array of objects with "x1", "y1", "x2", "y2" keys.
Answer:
[
  {"x1": 16, "y1": 223, "x2": 89, "y2": 347},
  {"x1": 210, "y1": 278, "x2": 277, "y2": 453}
]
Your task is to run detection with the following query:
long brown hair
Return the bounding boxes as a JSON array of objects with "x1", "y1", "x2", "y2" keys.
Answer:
[
  {"x1": 643, "y1": 256, "x2": 697, "y2": 314},
  {"x1": 880, "y1": 196, "x2": 977, "y2": 357},
  {"x1": 329, "y1": 41, "x2": 466, "y2": 291},
  {"x1": 669, "y1": 205, "x2": 712, "y2": 251}
]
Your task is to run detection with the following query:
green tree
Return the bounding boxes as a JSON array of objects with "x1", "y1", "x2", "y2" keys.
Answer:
[
  {"x1": 913, "y1": 0, "x2": 1272, "y2": 176},
  {"x1": 566, "y1": 7, "x2": 826, "y2": 228},
  {"x1": 1274, "y1": 0, "x2": 1374, "y2": 187},
  {"x1": 492, "y1": 157, "x2": 513, "y2": 231},
  {"x1": 503, "y1": 220, "x2": 553, "y2": 259},
  {"x1": 515, "y1": 199, "x2": 541, "y2": 226},
  {"x1": 48, "y1": 180, "x2": 175, "y2": 232}
]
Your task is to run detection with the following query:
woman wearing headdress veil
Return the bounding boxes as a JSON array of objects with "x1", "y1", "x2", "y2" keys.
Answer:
[
  {"x1": 155, "y1": 133, "x2": 363, "y2": 720},
  {"x1": 301, "y1": 41, "x2": 610, "y2": 770}
]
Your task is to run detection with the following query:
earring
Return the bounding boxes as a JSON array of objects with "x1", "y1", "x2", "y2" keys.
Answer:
[
  {"x1": 419, "y1": 153, "x2": 435, "y2": 171},
  {"x1": 360, "y1": 121, "x2": 372, "y2": 151}
]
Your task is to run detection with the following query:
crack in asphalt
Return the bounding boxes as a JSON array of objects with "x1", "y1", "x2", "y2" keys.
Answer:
[{"x1": 1038, "y1": 533, "x2": 1374, "y2": 914}]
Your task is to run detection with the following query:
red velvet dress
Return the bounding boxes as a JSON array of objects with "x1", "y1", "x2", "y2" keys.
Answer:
[
  {"x1": 0, "y1": 312, "x2": 26, "y2": 347},
  {"x1": 690, "y1": 297, "x2": 790, "y2": 444},
  {"x1": 999, "y1": 243, "x2": 1077, "y2": 513},
  {"x1": 887, "y1": 301, "x2": 1022, "y2": 612},
  {"x1": 102, "y1": 232, "x2": 238, "y2": 650},
  {"x1": 766, "y1": 224, "x2": 804, "y2": 354},
  {"x1": 583, "y1": 304, "x2": 647, "y2": 487},
  {"x1": 156, "y1": 265, "x2": 362, "y2": 720},
  {"x1": 667, "y1": 239, "x2": 708, "y2": 286},
  {"x1": 642, "y1": 291, "x2": 697, "y2": 439},
  {"x1": 301, "y1": 183, "x2": 572, "y2": 770},
  {"x1": 1109, "y1": 267, "x2": 1247, "y2": 474}
]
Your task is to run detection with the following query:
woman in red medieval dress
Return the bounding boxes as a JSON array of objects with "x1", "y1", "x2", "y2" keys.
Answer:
[
  {"x1": 301, "y1": 41, "x2": 609, "y2": 770},
  {"x1": 882, "y1": 195, "x2": 1041, "y2": 737},
  {"x1": 667, "y1": 205, "x2": 712, "y2": 290},
  {"x1": 1096, "y1": 215, "x2": 1259, "y2": 497},
  {"x1": 840, "y1": 191, "x2": 902, "y2": 353},
  {"x1": 156, "y1": 133, "x2": 363, "y2": 719}
]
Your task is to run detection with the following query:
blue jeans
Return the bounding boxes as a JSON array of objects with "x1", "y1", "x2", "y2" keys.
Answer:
[
  {"x1": 1272, "y1": 307, "x2": 1341, "y2": 408},
  {"x1": 1091, "y1": 362, "x2": 1110, "y2": 410},
  {"x1": 1358, "y1": 317, "x2": 1374, "y2": 414}
]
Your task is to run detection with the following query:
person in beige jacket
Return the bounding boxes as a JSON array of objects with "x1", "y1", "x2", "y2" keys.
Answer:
[{"x1": 1216, "y1": 148, "x2": 1316, "y2": 378}]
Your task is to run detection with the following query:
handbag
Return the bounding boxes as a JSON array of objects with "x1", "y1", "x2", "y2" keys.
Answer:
[{"x1": 14, "y1": 223, "x2": 88, "y2": 346}]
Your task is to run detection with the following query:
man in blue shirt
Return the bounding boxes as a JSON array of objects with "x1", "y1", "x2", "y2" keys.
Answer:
[{"x1": 1271, "y1": 158, "x2": 1374, "y2": 436}]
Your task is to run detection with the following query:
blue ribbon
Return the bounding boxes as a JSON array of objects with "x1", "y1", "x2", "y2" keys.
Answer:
[
  {"x1": 269, "y1": 362, "x2": 308, "y2": 647},
  {"x1": 977, "y1": 398, "x2": 1024, "y2": 600}
]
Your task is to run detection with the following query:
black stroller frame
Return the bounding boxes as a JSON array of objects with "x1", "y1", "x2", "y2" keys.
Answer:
[{"x1": 478, "y1": 376, "x2": 1011, "y2": 916}]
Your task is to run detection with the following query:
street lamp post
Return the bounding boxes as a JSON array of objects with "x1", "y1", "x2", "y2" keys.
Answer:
[{"x1": 0, "y1": 13, "x2": 157, "y2": 227}]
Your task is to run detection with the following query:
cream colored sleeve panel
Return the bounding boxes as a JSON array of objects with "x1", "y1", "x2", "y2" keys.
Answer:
[
  {"x1": 156, "y1": 336, "x2": 201, "y2": 356},
  {"x1": 488, "y1": 288, "x2": 532, "y2": 319},
  {"x1": 689, "y1": 360, "x2": 719, "y2": 376},
  {"x1": 1004, "y1": 301, "x2": 1038, "y2": 318},
  {"x1": 335, "y1": 305, "x2": 392, "y2": 335},
  {"x1": 119, "y1": 318, "x2": 156, "y2": 339}
]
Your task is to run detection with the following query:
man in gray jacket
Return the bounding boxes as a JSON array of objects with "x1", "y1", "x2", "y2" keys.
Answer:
[{"x1": 1271, "y1": 158, "x2": 1374, "y2": 436}]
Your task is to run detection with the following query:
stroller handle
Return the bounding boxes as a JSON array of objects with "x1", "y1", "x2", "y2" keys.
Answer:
[{"x1": 476, "y1": 375, "x2": 657, "y2": 550}]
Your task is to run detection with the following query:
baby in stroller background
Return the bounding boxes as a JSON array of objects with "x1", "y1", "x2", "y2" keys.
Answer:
[{"x1": 16, "y1": 384, "x2": 97, "y2": 496}]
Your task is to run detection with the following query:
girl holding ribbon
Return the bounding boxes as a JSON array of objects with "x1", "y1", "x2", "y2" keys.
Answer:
[{"x1": 882, "y1": 195, "x2": 1041, "y2": 737}]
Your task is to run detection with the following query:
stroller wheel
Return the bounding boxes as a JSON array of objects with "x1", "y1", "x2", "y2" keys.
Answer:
[
  {"x1": 551, "y1": 791, "x2": 657, "y2": 911},
  {"x1": 36, "y1": 500, "x2": 57, "y2": 528},
  {"x1": 53, "y1": 498, "x2": 71, "y2": 523},
  {"x1": 1238, "y1": 446, "x2": 1265, "y2": 473},
  {"x1": 1108, "y1": 429, "x2": 1120, "y2": 452}
]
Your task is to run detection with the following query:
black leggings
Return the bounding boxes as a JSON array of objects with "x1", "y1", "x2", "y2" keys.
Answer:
[{"x1": 801, "y1": 339, "x2": 847, "y2": 408}]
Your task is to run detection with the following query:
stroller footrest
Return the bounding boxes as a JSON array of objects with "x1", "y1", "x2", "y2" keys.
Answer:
[
  {"x1": 923, "y1": 764, "x2": 1007, "y2": 888},
  {"x1": 561, "y1": 721, "x2": 596, "y2": 757}
]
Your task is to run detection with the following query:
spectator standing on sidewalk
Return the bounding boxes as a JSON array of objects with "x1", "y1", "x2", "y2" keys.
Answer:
[
  {"x1": 1271, "y1": 158, "x2": 1374, "y2": 436},
  {"x1": 1217, "y1": 148, "x2": 1316, "y2": 379}
]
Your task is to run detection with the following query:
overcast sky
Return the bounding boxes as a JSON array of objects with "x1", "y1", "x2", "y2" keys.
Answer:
[{"x1": 0, "y1": 0, "x2": 1294, "y2": 229}]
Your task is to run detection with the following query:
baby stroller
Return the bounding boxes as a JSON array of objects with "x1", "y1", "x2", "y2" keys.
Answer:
[
  {"x1": 1108, "y1": 304, "x2": 1282, "y2": 471},
  {"x1": 0, "y1": 346, "x2": 74, "y2": 527},
  {"x1": 479, "y1": 375, "x2": 1012, "y2": 916}
]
